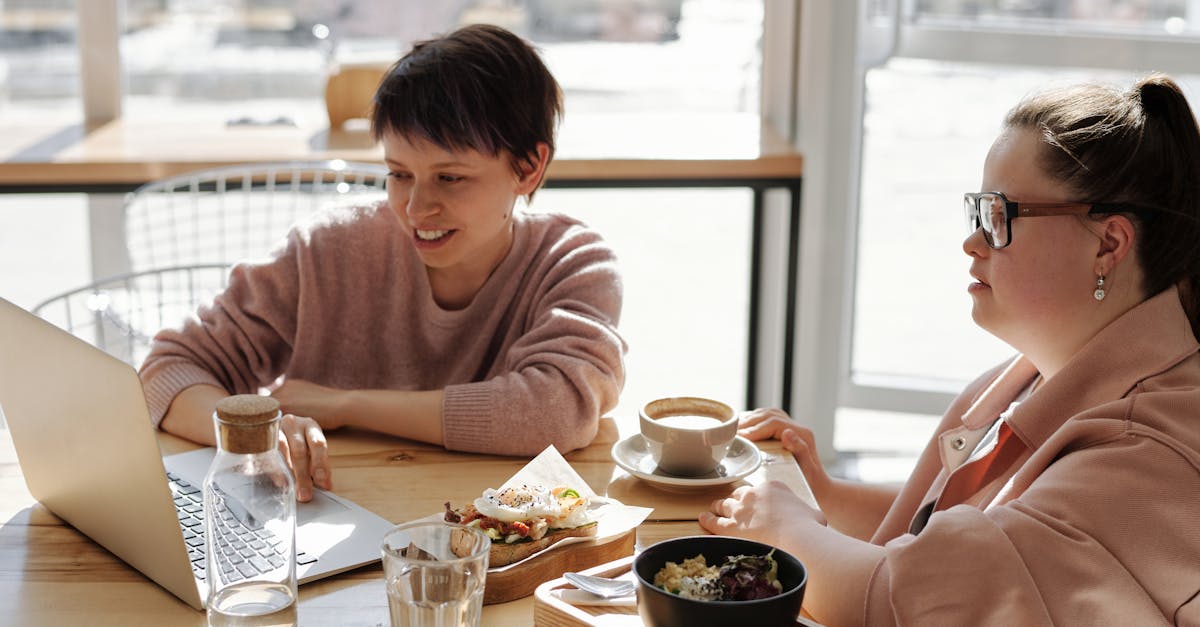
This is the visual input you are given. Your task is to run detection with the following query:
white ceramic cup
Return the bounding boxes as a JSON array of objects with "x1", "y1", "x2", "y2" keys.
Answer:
[{"x1": 639, "y1": 397, "x2": 738, "y2": 476}]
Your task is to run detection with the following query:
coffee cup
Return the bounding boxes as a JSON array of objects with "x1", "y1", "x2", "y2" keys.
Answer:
[{"x1": 639, "y1": 397, "x2": 738, "y2": 476}]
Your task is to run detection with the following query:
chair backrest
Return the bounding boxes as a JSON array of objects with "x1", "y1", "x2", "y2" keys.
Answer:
[
  {"x1": 123, "y1": 160, "x2": 388, "y2": 272},
  {"x1": 31, "y1": 264, "x2": 232, "y2": 368}
]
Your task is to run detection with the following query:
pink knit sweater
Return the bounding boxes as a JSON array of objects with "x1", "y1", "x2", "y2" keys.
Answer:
[{"x1": 138, "y1": 203, "x2": 626, "y2": 455}]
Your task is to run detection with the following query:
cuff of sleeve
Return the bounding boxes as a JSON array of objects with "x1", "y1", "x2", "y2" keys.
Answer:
[
  {"x1": 139, "y1": 360, "x2": 225, "y2": 429},
  {"x1": 441, "y1": 382, "x2": 496, "y2": 453}
]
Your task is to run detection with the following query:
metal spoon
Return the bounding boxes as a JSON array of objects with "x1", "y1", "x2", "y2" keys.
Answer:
[{"x1": 564, "y1": 572, "x2": 636, "y2": 598}]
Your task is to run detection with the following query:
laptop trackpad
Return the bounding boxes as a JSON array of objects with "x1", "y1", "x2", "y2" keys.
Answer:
[{"x1": 298, "y1": 489, "x2": 349, "y2": 524}]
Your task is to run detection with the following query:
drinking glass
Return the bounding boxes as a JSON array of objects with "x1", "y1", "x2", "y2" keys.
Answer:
[{"x1": 381, "y1": 521, "x2": 490, "y2": 627}]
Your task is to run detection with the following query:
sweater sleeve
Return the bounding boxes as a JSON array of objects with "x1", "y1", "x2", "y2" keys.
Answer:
[
  {"x1": 138, "y1": 235, "x2": 303, "y2": 427},
  {"x1": 441, "y1": 225, "x2": 625, "y2": 456},
  {"x1": 863, "y1": 429, "x2": 1200, "y2": 626}
]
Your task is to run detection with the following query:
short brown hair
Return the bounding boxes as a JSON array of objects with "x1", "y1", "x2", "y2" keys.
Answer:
[
  {"x1": 370, "y1": 24, "x2": 563, "y2": 198},
  {"x1": 1005, "y1": 74, "x2": 1200, "y2": 338}
]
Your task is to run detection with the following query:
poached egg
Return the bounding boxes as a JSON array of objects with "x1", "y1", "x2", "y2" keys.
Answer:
[{"x1": 473, "y1": 484, "x2": 562, "y2": 523}]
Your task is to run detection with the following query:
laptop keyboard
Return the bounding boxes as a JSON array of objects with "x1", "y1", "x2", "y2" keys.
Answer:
[{"x1": 167, "y1": 472, "x2": 317, "y2": 582}]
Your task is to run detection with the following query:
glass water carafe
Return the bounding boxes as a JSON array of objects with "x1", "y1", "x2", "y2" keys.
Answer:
[{"x1": 204, "y1": 394, "x2": 297, "y2": 626}]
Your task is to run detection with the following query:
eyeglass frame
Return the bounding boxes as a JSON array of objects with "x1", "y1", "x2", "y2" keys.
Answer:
[{"x1": 963, "y1": 191, "x2": 1153, "y2": 250}]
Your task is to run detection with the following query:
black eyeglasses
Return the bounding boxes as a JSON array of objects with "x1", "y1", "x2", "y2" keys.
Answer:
[{"x1": 963, "y1": 191, "x2": 1147, "y2": 249}]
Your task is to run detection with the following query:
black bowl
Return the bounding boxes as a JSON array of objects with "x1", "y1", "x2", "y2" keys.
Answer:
[{"x1": 633, "y1": 535, "x2": 807, "y2": 627}]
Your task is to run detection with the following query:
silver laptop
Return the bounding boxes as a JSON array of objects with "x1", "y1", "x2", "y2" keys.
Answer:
[{"x1": 0, "y1": 296, "x2": 395, "y2": 610}]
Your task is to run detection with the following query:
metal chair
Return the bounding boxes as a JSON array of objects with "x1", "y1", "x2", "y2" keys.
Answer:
[
  {"x1": 32, "y1": 264, "x2": 232, "y2": 368},
  {"x1": 122, "y1": 160, "x2": 388, "y2": 272}
]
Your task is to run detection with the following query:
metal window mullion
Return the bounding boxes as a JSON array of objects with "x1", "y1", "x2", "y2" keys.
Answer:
[
  {"x1": 752, "y1": 0, "x2": 799, "y2": 412},
  {"x1": 748, "y1": 187, "x2": 791, "y2": 410},
  {"x1": 897, "y1": 26, "x2": 1200, "y2": 74},
  {"x1": 790, "y1": 0, "x2": 866, "y2": 463}
]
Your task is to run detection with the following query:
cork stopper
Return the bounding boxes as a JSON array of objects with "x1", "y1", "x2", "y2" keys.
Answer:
[{"x1": 214, "y1": 395, "x2": 281, "y2": 454}]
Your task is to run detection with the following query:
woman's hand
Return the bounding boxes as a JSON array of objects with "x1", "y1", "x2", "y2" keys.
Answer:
[
  {"x1": 270, "y1": 378, "x2": 349, "y2": 430},
  {"x1": 276, "y1": 413, "x2": 333, "y2": 502},
  {"x1": 737, "y1": 407, "x2": 796, "y2": 440},
  {"x1": 705, "y1": 482, "x2": 884, "y2": 627},
  {"x1": 737, "y1": 408, "x2": 834, "y2": 505},
  {"x1": 699, "y1": 481, "x2": 827, "y2": 551}
]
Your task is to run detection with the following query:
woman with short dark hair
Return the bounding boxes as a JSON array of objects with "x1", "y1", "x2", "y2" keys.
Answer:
[{"x1": 140, "y1": 25, "x2": 626, "y2": 502}]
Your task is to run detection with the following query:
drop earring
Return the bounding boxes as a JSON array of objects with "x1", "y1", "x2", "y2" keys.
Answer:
[{"x1": 1094, "y1": 275, "x2": 1106, "y2": 301}]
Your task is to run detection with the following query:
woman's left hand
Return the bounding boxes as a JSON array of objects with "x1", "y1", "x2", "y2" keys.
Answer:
[
  {"x1": 270, "y1": 378, "x2": 349, "y2": 430},
  {"x1": 698, "y1": 481, "x2": 827, "y2": 550}
]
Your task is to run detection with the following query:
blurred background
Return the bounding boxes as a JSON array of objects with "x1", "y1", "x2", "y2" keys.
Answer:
[{"x1": 2, "y1": 0, "x2": 1198, "y2": 481}]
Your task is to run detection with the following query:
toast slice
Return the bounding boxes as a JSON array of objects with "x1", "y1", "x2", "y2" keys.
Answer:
[{"x1": 452, "y1": 521, "x2": 599, "y2": 567}]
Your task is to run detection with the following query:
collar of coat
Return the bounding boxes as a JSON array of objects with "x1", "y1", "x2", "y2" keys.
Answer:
[{"x1": 959, "y1": 285, "x2": 1198, "y2": 449}]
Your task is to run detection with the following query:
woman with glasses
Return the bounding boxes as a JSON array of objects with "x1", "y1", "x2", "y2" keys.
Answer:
[{"x1": 703, "y1": 74, "x2": 1200, "y2": 625}]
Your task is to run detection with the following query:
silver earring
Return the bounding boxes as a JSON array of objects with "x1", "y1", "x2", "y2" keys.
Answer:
[{"x1": 1094, "y1": 275, "x2": 1106, "y2": 301}]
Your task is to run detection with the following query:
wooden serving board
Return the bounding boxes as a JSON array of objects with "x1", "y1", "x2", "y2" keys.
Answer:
[
  {"x1": 484, "y1": 527, "x2": 636, "y2": 605},
  {"x1": 534, "y1": 555, "x2": 640, "y2": 626},
  {"x1": 532, "y1": 555, "x2": 823, "y2": 626}
]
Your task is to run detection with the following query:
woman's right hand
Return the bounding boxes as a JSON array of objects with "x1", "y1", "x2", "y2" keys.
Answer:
[
  {"x1": 158, "y1": 385, "x2": 333, "y2": 503},
  {"x1": 276, "y1": 413, "x2": 333, "y2": 503},
  {"x1": 737, "y1": 407, "x2": 834, "y2": 506}
]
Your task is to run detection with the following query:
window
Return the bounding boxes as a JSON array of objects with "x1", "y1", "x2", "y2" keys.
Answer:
[
  {"x1": 855, "y1": 61, "x2": 1199, "y2": 387},
  {"x1": 800, "y1": 1, "x2": 1200, "y2": 473},
  {"x1": 0, "y1": 0, "x2": 80, "y2": 122},
  {"x1": 0, "y1": 194, "x2": 91, "y2": 308},
  {"x1": 855, "y1": 4, "x2": 1200, "y2": 392},
  {"x1": 118, "y1": 1, "x2": 761, "y2": 119},
  {"x1": 532, "y1": 188, "x2": 753, "y2": 420},
  {"x1": 2, "y1": 1, "x2": 769, "y2": 425},
  {"x1": 0, "y1": 2, "x2": 86, "y2": 308}
]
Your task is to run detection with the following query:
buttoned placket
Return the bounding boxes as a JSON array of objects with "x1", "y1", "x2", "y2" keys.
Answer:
[
  {"x1": 909, "y1": 402, "x2": 1021, "y2": 534},
  {"x1": 906, "y1": 357, "x2": 1039, "y2": 535}
]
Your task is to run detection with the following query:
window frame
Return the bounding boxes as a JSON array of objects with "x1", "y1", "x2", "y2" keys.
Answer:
[{"x1": 789, "y1": 2, "x2": 1200, "y2": 462}]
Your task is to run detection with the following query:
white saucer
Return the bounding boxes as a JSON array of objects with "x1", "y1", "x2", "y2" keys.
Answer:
[{"x1": 610, "y1": 434, "x2": 763, "y2": 492}]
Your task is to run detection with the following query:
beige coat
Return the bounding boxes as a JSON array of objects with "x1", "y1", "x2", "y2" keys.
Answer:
[{"x1": 863, "y1": 287, "x2": 1200, "y2": 626}]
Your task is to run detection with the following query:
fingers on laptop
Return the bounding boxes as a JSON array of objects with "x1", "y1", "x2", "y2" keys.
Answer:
[
  {"x1": 305, "y1": 421, "x2": 332, "y2": 491},
  {"x1": 278, "y1": 414, "x2": 332, "y2": 502}
]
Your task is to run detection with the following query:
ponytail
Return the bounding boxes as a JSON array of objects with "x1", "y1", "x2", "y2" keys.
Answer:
[
  {"x1": 1131, "y1": 75, "x2": 1200, "y2": 340},
  {"x1": 1137, "y1": 75, "x2": 1183, "y2": 117},
  {"x1": 1006, "y1": 74, "x2": 1200, "y2": 340}
]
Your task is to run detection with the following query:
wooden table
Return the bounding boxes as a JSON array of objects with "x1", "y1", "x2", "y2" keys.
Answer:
[
  {"x1": 0, "y1": 417, "x2": 813, "y2": 626},
  {"x1": 0, "y1": 113, "x2": 803, "y2": 192}
]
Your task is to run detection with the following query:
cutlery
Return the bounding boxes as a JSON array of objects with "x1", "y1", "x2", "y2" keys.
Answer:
[{"x1": 564, "y1": 571, "x2": 636, "y2": 598}]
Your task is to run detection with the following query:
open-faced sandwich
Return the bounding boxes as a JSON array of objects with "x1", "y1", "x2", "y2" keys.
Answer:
[{"x1": 444, "y1": 484, "x2": 597, "y2": 567}]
